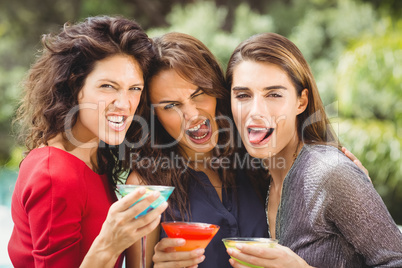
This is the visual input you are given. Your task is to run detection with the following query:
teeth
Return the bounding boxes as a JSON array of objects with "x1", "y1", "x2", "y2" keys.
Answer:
[
  {"x1": 109, "y1": 121, "x2": 124, "y2": 127},
  {"x1": 188, "y1": 119, "x2": 207, "y2": 132},
  {"x1": 192, "y1": 132, "x2": 208, "y2": 140},
  {"x1": 107, "y1": 115, "x2": 124, "y2": 123},
  {"x1": 248, "y1": 127, "x2": 269, "y2": 131}
]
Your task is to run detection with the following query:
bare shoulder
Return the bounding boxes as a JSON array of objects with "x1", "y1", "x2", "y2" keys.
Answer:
[
  {"x1": 126, "y1": 170, "x2": 146, "y2": 185},
  {"x1": 46, "y1": 133, "x2": 67, "y2": 151}
]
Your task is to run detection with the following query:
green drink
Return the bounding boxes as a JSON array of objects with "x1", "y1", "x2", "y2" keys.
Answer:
[{"x1": 222, "y1": 237, "x2": 278, "y2": 268}]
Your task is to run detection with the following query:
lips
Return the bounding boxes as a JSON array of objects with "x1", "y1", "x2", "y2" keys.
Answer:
[
  {"x1": 247, "y1": 127, "x2": 274, "y2": 144},
  {"x1": 186, "y1": 119, "x2": 212, "y2": 144}
]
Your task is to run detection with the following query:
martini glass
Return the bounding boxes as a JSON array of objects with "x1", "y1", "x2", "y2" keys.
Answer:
[
  {"x1": 116, "y1": 184, "x2": 174, "y2": 268},
  {"x1": 161, "y1": 221, "x2": 220, "y2": 251},
  {"x1": 222, "y1": 237, "x2": 278, "y2": 268}
]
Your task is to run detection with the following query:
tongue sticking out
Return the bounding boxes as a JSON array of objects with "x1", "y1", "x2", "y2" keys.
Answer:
[{"x1": 249, "y1": 129, "x2": 270, "y2": 143}]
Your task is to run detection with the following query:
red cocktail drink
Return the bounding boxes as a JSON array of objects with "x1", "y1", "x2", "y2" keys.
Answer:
[{"x1": 161, "y1": 221, "x2": 220, "y2": 251}]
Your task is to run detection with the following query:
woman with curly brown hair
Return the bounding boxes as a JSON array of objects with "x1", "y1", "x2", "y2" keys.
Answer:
[{"x1": 8, "y1": 16, "x2": 167, "y2": 268}]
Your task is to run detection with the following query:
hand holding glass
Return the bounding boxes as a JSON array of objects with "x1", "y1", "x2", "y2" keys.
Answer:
[
  {"x1": 116, "y1": 185, "x2": 174, "y2": 268},
  {"x1": 222, "y1": 237, "x2": 278, "y2": 268}
]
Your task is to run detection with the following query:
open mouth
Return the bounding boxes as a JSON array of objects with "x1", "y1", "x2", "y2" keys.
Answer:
[
  {"x1": 247, "y1": 127, "x2": 274, "y2": 145},
  {"x1": 185, "y1": 119, "x2": 212, "y2": 144},
  {"x1": 107, "y1": 115, "x2": 127, "y2": 131}
]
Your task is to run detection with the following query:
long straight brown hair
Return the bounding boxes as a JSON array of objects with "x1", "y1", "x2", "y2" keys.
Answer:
[{"x1": 226, "y1": 32, "x2": 341, "y2": 149}]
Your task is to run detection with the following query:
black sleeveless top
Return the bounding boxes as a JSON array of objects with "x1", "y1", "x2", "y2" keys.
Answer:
[{"x1": 160, "y1": 168, "x2": 269, "y2": 268}]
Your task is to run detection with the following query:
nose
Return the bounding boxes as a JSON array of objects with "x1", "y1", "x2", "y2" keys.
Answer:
[
  {"x1": 181, "y1": 101, "x2": 199, "y2": 121},
  {"x1": 113, "y1": 91, "x2": 131, "y2": 111},
  {"x1": 249, "y1": 95, "x2": 269, "y2": 120}
]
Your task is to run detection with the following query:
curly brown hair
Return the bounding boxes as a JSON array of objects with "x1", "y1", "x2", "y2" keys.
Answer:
[{"x1": 15, "y1": 15, "x2": 155, "y2": 187}]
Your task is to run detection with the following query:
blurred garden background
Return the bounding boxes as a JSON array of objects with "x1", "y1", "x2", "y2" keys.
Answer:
[{"x1": 0, "y1": 0, "x2": 401, "y2": 266}]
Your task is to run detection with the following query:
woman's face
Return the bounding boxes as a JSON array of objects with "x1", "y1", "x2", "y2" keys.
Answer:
[
  {"x1": 231, "y1": 60, "x2": 306, "y2": 159},
  {"x1": 73, "y1": 54, "x2": 144, "y2": 147},
  {"x1": 149, "y1": 69, "x2": 218, "y2": 156}
]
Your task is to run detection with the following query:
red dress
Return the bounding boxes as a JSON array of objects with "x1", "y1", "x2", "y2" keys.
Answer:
[{"x1": 8, "y1": 147, "x2": 123, "y2": 268}]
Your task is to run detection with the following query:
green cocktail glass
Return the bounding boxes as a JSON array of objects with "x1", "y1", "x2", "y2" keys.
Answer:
[{"x1": 222, "y1": 237, "x2": 278, "y2": 268}]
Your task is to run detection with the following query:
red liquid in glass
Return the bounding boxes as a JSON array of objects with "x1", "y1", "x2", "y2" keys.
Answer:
[{"x1": 161, "y1": 222, "x2": 220, "y2": 251}]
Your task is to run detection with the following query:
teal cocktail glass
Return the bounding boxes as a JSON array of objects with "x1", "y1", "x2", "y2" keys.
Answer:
[{"x1": 116, "y1": 184, "x2": 174, "y2": 268}]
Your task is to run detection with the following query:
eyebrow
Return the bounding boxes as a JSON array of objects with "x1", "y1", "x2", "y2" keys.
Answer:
[
  {"x1": 190, "y1": 87, "x2": 203, "y2": 98},
  {"x1": 232, "y1": 85, "x2": 287, "y2": 91},
  {"x1": 98, "y1": 79, "x2": 144, "y2": 87},
  {"x1": 158, "y1": 87, "x2": 203, "y2": 104}
]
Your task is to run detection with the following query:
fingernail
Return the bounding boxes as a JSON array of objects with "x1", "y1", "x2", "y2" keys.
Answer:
[
  {"x1": 152, "y1": 190, "x2": 161, "y2": 197},
  {"x1": 177, "y1": 239, "x2": 186, "y2": 245},
  {"x1": 198, "y1": 255, "x2": 205, "y2": 262},
  {"x1": 195, "y1": 248, "x2": 204, "y2": 255},
  {"x1": 236, "y1": 244, "x2": 243, "y2": 250},
  {"x1": 227, "y1": 248, "x2": 233, "y2": 254},
  {"x1": 138, "y1": 187, "x2": 146, "y2": 194}
]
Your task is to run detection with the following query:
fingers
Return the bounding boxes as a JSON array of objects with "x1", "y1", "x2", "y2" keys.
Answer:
[
  {"x1": 134, "y1": 202, "x2": 168, "y2": 236},
  {"x1": 112, "y1": 187, "x2": 148, "y2": 212},
  {"x1": 227, "y1": 248, "x2": 264, "y2": 268},
  {"x1": 153, "y1": 253, "x2": 205, "y2": 268},
  {"x1": 112, "y1": 187, "x2": 163, "y2": 218},
  {"x1": 155, "y1": 238, "x2": 186, "y2": 252},
  {"x1": 153, "y1": 239, "x2": 205, "y2": 267},
  {"x1": 342, "y1": 146, "x2": 357, "y2": 161},
  {"x1": 228, "y1": 258, "x2": 248, "y2": 268},
  {"x1": 107, "y1": 188, "x2": 168, "y2": 238},
  {"x1": 230, "y1": 244, "x2": 280, "y2": 259},
  {"x1": 342, "y1": 147, "x2": 370, "y2": 178},
  {"x1": 126, "y1": 191, "x2": 164, "y2": 219},
  {"x1": 226, "y1": 244, "x2": 282, "y2": 267}
]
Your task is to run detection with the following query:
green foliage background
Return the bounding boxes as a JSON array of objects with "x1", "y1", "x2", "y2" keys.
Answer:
[{"x1": 0, "y1": 0, "x2": 401, "y2": 224}]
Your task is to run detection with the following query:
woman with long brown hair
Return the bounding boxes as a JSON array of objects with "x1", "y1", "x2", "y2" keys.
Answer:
[
  {"x1": 8, "y1": 16, "x2": 167, "y2": 267},
  {"x1": 125, "y1": 31, "x2": 372, "y2": 268},
  {"x1": 226, "y1": 32, "x2": 402, "y2": 267},
  {"x1": 125, "y1": 32, "x2": 270, "y2": 268}
]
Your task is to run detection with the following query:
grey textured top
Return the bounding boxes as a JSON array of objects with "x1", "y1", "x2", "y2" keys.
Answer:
[{"x1": 270, "y1": 144, "x2": 402, "y2": 267}]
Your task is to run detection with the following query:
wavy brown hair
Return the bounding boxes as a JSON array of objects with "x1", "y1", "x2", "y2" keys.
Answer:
[
  {"x1": 226, "y1": 33, "x2": 340, "y2": 149},
  {"x1": 126, "y1": 32, "x2": 237, "y2": 219},
  {"x1": 15, "y1": 15, "x2": 155, "y2": 187}
]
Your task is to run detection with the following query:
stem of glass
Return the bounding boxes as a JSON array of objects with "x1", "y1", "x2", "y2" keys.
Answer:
[{"x1": 140, "y1": 235, "x2": 146, "y2": 268}]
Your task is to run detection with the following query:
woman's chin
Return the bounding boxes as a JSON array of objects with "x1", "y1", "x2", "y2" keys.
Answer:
[
  {"x1": 101, "y1": 134, "x2": 126, "y2": 146},
  {"x1": 244, "y1": 143, "x2": 274, "y2": 159}
]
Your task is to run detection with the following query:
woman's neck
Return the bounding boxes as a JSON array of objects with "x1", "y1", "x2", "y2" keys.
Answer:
[
  {"x1": 181, "y1": 148, "x2": 214, "y2": 172},
  {"x1": 266, "y1": 137, "x2": 302, "y2": 189}
]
